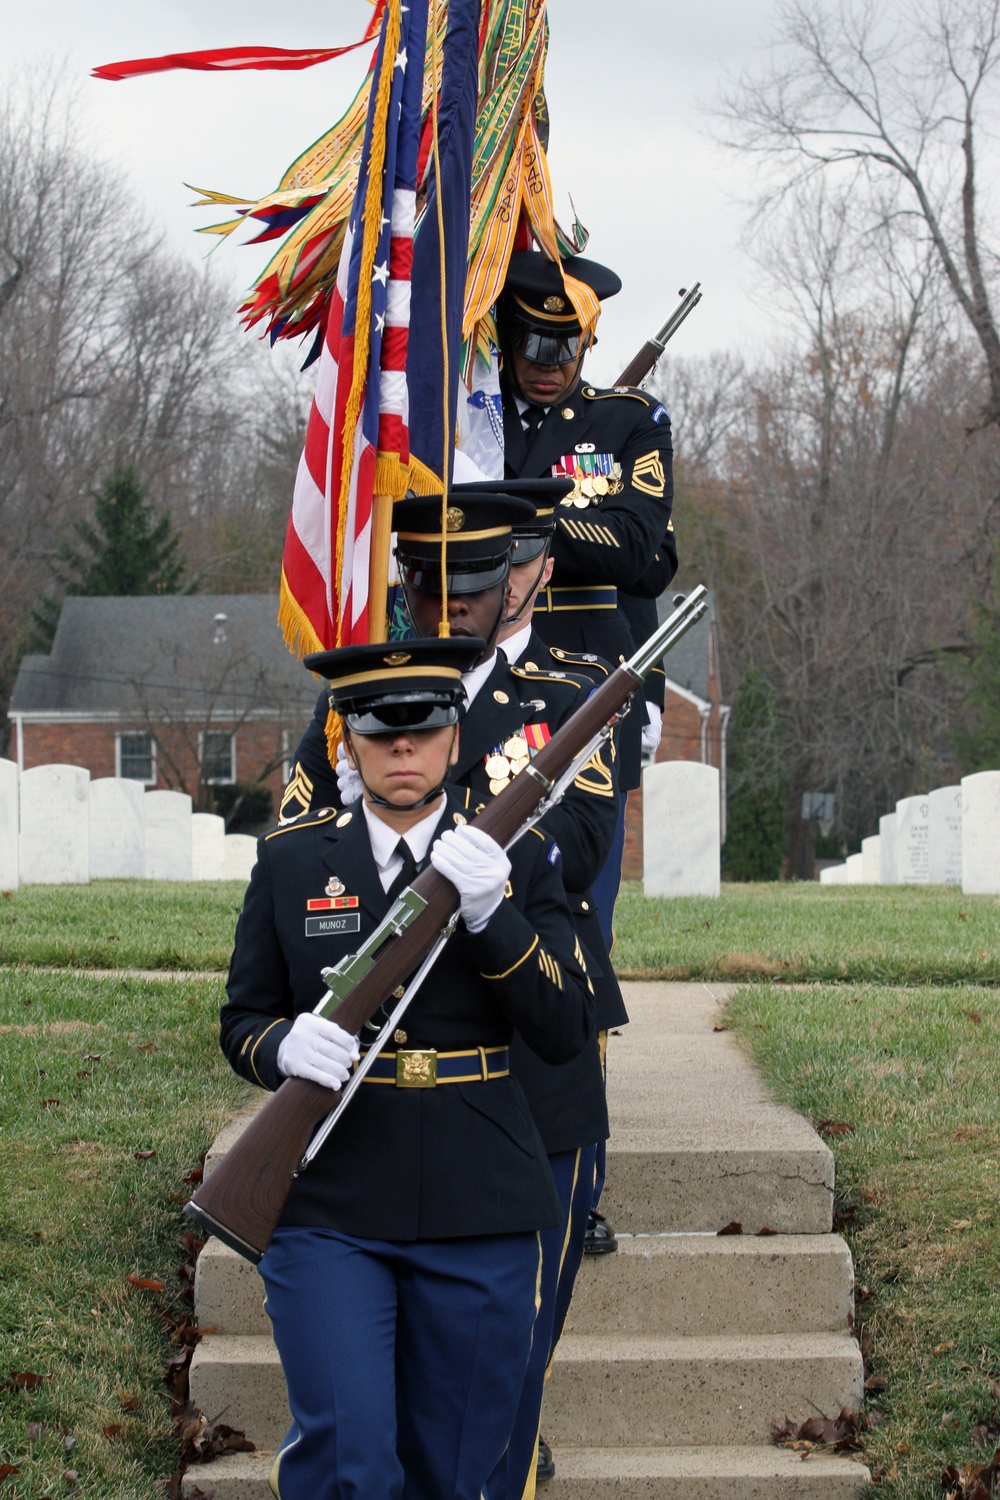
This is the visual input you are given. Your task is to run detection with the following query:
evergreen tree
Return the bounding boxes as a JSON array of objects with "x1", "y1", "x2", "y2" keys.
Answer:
[
  {"x1": 30, "y1": 463, "x2": 186, "y2": 649},
  {"x1": 723, "y1": 670, "x2": 787, "y2": 882},
  {"x1": 952, "y1": 548, "x2": 1000, "y2": 773}
]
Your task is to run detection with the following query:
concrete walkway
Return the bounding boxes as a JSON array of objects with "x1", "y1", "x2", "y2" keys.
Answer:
[{"x1": 186, "y1": 982, "x2": 870, "y2": 1497}]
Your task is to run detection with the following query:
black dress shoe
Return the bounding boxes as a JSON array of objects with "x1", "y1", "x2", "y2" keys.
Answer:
[
  {"x1": 583, "y1": 1208, "x2": 618, "y2": 1255},
  {"x1": 537, "y1": 1436, "x2": 555, "y2": 1482}
]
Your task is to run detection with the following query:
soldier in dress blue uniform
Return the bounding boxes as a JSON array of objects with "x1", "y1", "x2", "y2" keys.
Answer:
[
  {"x1": 220, "y1": 636, "x2": 595, "y2": 1500},
  {"x1": 498, "y1": 249, "x2": 677, "y2": 804},
  {"x1": 280, "y1": 487, "x2": 624, "y2": 1493},
  {"x1": 497, "y1": 250, "x2": 679, "y2": 1273}
]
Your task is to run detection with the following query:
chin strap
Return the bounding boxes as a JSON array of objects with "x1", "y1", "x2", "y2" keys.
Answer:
[{"x1": 503, "y1": 544, "x2": 553, "y2": 627}]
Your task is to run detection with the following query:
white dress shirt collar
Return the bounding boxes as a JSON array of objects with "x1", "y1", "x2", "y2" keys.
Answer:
[
  {"x1": 499, "y1": 622, "x2": 532, "y2": 666},
  {"x1": 461, "y1": 650, "x2": 498, "y2": 708},
  {"x1": 362, "y1": 798, "x2": 446, "y2": 893}
]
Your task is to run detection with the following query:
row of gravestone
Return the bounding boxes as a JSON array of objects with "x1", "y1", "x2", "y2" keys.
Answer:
[
  {"x1": 820, "y1": 771, "x2": 1000, "y2": 893},
  {"x1": 0, "y1": 760, "x2": 258, "y2": 890}
]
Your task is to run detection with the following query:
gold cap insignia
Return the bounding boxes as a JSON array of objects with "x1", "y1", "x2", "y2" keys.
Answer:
[
  {"x1": 325, "y1": 875, "x2": 345, "y2": 897},
  {"x1": 445, "y1": 506, "x2": 465, "y2": 532},
  {"x1": 543, "y1": 294, "x2": 565, "y2": 313},
  {"x1": 384, "y1": 651, "x2": 411, "y2": 667}
]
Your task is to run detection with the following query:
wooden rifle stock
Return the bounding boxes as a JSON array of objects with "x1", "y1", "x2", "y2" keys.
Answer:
[{"x1": 186, "y1": 587, "x2": 709, "y2": 1261}]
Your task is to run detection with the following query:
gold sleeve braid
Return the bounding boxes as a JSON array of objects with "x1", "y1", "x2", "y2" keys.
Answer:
[
  {"x1": 558, "y1": 516, "x2": 620, "y2": 547},
  {"x1": 537, "y1": 947, "x2": 563, "y2": 990}
]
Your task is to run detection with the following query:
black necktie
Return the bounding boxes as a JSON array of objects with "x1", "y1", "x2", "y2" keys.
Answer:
[
  {"x1": 387, "y1": 837, "x2": 418, "y2": 901},
  {"x1": 522, "y1": 403, "x2": 547, "y2": 436}
]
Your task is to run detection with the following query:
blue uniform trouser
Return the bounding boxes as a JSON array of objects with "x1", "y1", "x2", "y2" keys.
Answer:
[
  {"x1": 260, "y1": 1226, "x2": 541, "y2": 1500},
  {"x1": 485, "y1": 1144, "x2": 598, "y2": 1500}
]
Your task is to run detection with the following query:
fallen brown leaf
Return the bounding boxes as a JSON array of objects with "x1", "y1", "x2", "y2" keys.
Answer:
[
  {"x1": 134, "y1": 1149, "x2": 157, "y2": 1160},
  {"x1": 817, "y1": 1119, "x2": 855, "y2": 1137},
  {"x1": 126, "y1": 1273, "x2": 165, "y2": 1291},
  {"x1": 717, "y1": 1220, "x2": 743, "y2": 1236}
]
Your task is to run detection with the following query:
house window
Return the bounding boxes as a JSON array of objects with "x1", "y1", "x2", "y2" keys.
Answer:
[
  {"x1": 201, "y1": 730, "x2": 235, "y2": 784},
  {"x1": 117, "y1": 732, "x2": 155, "y2": 784}
]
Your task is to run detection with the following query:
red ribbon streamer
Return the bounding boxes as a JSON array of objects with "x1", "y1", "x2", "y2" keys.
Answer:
[{"x1": 92, "y1": 28, "x2": 382, "y2": 83}]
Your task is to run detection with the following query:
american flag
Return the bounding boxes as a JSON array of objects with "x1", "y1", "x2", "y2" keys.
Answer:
[{"x1": 282, "y1": 0, "x2": 424, "y2": 651}]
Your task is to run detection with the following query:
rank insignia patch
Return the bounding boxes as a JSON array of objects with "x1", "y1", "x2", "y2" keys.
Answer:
[{"x1": 631, "y1": 451, "x2": 666, "y2": 497}]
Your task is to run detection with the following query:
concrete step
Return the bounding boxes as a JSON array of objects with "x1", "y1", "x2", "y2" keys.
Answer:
[
  {"x1": 544, "y1": 1331, "x2": 864, "y2": 1448},
  {"x1": 603, "y1": 983, "x2": 834, "y2": 1233},
  {"x1": 182, "y1": 1443, "x2": 869, "y2": 1498},
  {"x1": 196, "y1": 1231, "x2": 856, "y2": 1339},
  {"x1": 190, "y1": 1330, "x2": 863, "y2": 1452},
  {"x1": 566, "y1": 1233, "x2": 855, "y2": 1337}
]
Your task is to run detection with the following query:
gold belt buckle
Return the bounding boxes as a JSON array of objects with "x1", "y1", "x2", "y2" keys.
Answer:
[{"x1": 396, "y1": 1049, "x2": 438, "y2": 1088}]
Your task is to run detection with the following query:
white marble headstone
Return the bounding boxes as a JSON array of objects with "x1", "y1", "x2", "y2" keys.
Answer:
[
  {"x1": 643, "y1": 761, "x2": 720, "y2": 898},
  {"x1": 192, "y1": 813, "x2": 226, "y2": 880},
  {"x1": 845, "y1": 852, "x2": 864, "y2": 883},
  {"x1": 0, "y1": 758, "x2": 19, "y2": 891},
  {"x1": 895, "y1": 795, "x2": 931, "y2": 884},
  {"x1": 927, "y1": 785, "x2": 962, "y2": 885},
  {"x1": 144, "y1": 790, "x2": 193, "y2": 880},
  {"x1": 819, "y1": 863, "x2": 848, "y2": 884},
  {"x1": 90, "y1": 778, "x2": 145, "y2": 879},
  {"x1": 961, "y1": 771, "x2": 1000, "y2": 894},
  {"x1": 861, "y1": 835, "x2": 881, "y2": 884},
  {"x1": 879, "y1": 814, "x2": 897, "y2": 884},
  {"x1": 223, "y1": 833, "x2": 259, "y2": 883},
  {"x1": 20, "y1": 764, "x2": 90, "y2": 885}
]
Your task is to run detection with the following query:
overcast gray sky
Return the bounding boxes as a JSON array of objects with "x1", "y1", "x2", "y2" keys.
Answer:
[{"x1": 7, "y1": 0, "x2": 781, "y2": 384}]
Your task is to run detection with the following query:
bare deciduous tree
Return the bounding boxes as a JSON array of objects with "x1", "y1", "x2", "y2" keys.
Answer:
[{"x1": 715, "y1": 0, "x2": 1000, "y2": 427}]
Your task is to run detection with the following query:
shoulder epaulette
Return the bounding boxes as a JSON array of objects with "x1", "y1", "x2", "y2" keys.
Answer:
[
  {"x1": 548, "y1": 646, "x2": 611, "y2": 676},
  {"x1": 264, "y1": 805, "x2": 345, "y2": 841},
  {"x1": 581, "y1": 384, "x2": 651, "y2": 405},
  {"x1": 510, "y1": 664, "x2": 586, "y2": 689}
]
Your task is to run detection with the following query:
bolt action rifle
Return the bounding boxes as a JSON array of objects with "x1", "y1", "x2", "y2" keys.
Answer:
[
  {"x1": 615, "y1": 282, "x2": 702, "y2": 389},
  {"x1": 185, "y1": 587, "x2": 709, "y2": 1263}
]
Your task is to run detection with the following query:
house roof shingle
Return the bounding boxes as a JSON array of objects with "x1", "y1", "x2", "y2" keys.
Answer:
[{"x1": 10, "y1": 596, "x2": 320, "y2": 719}]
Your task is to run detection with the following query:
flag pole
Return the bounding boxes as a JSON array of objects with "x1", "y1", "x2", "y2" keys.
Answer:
[{"x1": 367, "y1": 494, "x2": 394, "y2": 642}]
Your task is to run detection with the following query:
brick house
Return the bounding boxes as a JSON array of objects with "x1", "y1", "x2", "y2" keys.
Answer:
[
  {"x1": 622, "y1": 590, "x2": 730, "y2": 879},
  {"x1": 9, "y1": 596, "x2": 320, "y2": 819}
]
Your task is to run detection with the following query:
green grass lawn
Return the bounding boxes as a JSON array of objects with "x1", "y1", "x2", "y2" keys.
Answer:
[
  {"x1": 614, "y1": 879, "x2": 1000, "y2": 983},
  {"x1": 4, "y1": 878, "x2": 999, "y2": 984},
  {"x1": 727, "y1": 982, "x2": 1000, "y2": 1498},
  {"x1": 3, "y1": 879, "x2": 1000, "y2": 1495},
  {"x1": 0, "y1": 882, "x2": 245, "y2": 971},
  {"x1": 0, "y1": 967, "x2": 251, "y2": 1498}
]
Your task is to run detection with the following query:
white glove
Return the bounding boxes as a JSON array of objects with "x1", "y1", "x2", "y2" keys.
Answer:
[
  {"x1": 430, "y1": 825, "x2": 511, "y2": 933},
  {"x1": 641, "y1": 702, "x2": 662, "y2": 757},
  {"x1": 276, "y1": 1012, "x2": 360, "y2": 1090},
  {"x1": 336, "y1": 739, "x2": 364, "y2": 805}
]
